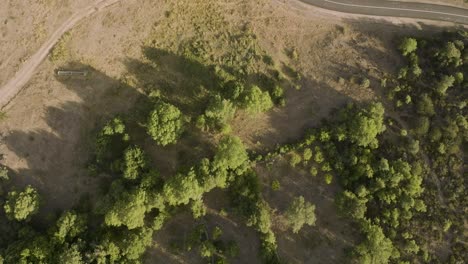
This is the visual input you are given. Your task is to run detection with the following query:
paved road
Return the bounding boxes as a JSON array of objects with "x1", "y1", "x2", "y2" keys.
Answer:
[
  {"x1": 0, "y1": 0, "x2": 122, "y2": 109},
  {"x1": 299, "y1": 0, "x2": 468, "y2": 24}
]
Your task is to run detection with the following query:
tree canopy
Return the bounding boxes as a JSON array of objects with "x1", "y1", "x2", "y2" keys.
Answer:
[
  {"x1": 286, "y1": 196, "x2": 316, "y2": 233},
  {"x1": 398, "y1": 37, "x2": 417, "y2": 56},
  {"x1": 147, "y1": 102, "x2": 184, "y2": 146},
  {"x1": 4, "y1": 185, "x2": 40, "y2": 221}
]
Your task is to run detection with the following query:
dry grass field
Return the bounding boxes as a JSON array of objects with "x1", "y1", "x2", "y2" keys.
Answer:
[{"x1": 0, "y1": 0, "x2": 464, "y2": 263}]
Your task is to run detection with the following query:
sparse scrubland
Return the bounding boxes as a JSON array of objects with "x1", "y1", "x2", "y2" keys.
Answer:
[{"x1": 0, "y1": 0, "x2": 466, "y2": 263}]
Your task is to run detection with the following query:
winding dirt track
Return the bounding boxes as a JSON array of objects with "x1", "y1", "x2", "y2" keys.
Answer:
[{"x1": 0, "y1": 0, "x2": 122, "y2": 110}]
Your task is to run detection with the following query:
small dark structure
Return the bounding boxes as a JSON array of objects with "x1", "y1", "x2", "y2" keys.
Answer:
[{"x1": 56, "y1": 70, "x2": 88, "y2": 76}]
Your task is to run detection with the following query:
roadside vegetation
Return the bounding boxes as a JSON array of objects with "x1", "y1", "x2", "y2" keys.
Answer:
[{"x1": 0, "y1": 0, "x2": 465, "y2": 263}]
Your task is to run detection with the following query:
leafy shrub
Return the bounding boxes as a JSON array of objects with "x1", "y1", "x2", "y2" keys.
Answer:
[
  {"x1": 147, "y1": 102, "x2": 184, "y2": 146},
  {"x1": 242, "y1": 86, "x2": 273, "y2": 114},
  {"x1": 4, "y1": 185, "x2": 40, "y2": 221},
  {"x1": 286, "y1": 196, "x2": 316, "y2": 233},
  {"x1": 288, "y1": 152, "x2": 302, "y2": 167},
  {"x1": 398, "y1": 37, "x2": 417, "y2": 56}
]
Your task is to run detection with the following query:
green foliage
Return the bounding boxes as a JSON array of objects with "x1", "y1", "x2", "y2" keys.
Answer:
[
  {"x1": 56, "y1": 244, "x2": 84, "y2": 264},
  {"x1": 336, "y1": 190, "x2": 367, "y2": 220},
  {"x1": 309, "y1": 167, "x2": 318, "y2": 177},
  {"x1": 271, "y1": 180, "x2": 280, "y2": 191},
  {"x1": 288, "y1": 152, "x2": 302, "y2": 167},
  {"x1": 413, "y1": 116, "x2": 430, "y2": 136},
  {"x1": 416, "y1": 94, "x2": 435, "y2": 116},
  {"x1": 200, "y1": 241, "x2": 216, "y2": 258},
  {"x1": 95, "y1": 117, "x2": 129, "y2": 167},
  {"x1": 438, "y1": 41, "x2": 462, "y2": 66},
  {"x1": 213, "y1": 136, "x2": 249, "y2": 175},
  {"x1": 247, "y1": 201, "x2": 273, "y2": 235},
  {"x1": 122, "y1": 146, "x2": 147, "y2": 180},
  {"x1": 52, "y1": 211, "x2": 86, "y2": 244},
  {"x1": 435, "y1": 75, "x2": 455, "y2": 95},
  {"x1": 118, "y1": 227, "x2": 154, "y2": 260},
  {"x1": 408, "y1": 139, "x2": 420, "y2": 155},
  {"x1": 398, "y1": 37, "x2": 417, "y2": 56},
  {"x1": 147, "y1": 101, "x2": 184, "y2": 146},
  {"x1": 202, "y1": 95, "x2": 236, "y2": 131},
  {"x1": 360, "y1": 77, "x2": 370, "y2": 88},
  {"x1": 354, "y1": 223, "x2": 396, "y2": 264},
  {"x1": 286, "y1": 196, "x2": 316, "y2": 233},
  {"x1": 345, "y1": 102, "x2": 386, "y2": 148},
  {"x1": 302, "y1": 148, "x2": 312, "y2": 162},
  {"x1": 0, "y1": 166, "x2": 9, "y2": 181},
  {"x1": 324, "y1": 174, "x2": 333, "y2": 184},
  {"x1": 212, "y1": 226, "x2": 223, "y2": 240},
  {"x1": 4, "y1": 185, "x2": 40, "y2": 221},
  {"x1": 242, "y1": 86, "x2": 273, "y2": 114},
  {"x1": 314, "y1": 147, "x2": 324, "y2": 164},
  {"x1": 103, "y1": 187, "x2": 147, "y2": 229},
  {"x1": 163, "y1": 170, "x2": 204, "y2": 206},
  {"x1": 190, "y1": 199, "x2": 207, "y2": 219}
]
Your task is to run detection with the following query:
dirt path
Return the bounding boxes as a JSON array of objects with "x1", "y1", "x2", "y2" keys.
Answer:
[{"x1": 0, "y1": 0, "x2": 122, "y2": 110}]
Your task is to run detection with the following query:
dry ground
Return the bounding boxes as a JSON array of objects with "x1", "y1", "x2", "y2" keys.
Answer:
[{"x1": 0, "y1": 0, "x2": 463, "y2": 263}]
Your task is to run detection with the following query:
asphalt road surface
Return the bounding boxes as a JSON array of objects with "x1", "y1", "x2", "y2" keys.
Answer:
[{"x1": 300, "y1": 0, "x2": 468, "y2": 24}]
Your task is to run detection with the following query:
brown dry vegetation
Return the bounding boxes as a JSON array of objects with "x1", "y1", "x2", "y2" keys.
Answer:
[{"x1": 0, "y1": 0, "x2": 463, "y2": 263}]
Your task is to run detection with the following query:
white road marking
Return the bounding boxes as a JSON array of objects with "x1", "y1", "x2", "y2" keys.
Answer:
[{"x1": 323, "y1": 0, "x2": 468, "y2": 19}]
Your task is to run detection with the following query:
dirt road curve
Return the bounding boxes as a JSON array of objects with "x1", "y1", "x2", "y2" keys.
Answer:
[
  {"x1": 300, "y1": 0, "x2": 468, "y2": 24},
  {"x1": 0, "y1": 0, "x2": 122, "y2": 110}
]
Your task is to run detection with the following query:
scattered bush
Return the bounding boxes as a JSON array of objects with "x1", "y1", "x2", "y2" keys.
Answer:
[
  {"x1": 4, "y1": 185, "x2": 40, "y2": 221},
  {"x1": 286, "y1": 196, "x2": 316, "y2": 233},
  {"x1": 147, "y1": 102, "x2": 184, "y2": 146}
]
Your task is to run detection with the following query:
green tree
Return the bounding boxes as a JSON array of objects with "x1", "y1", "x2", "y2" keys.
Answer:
[
  {"x1": 303, "y1": 148, "x2": 313, "y2": 162},
  {"x1": 416, "y1": 94, "x2": 435, "y2": 116},
  {"x1": 213, "y1": 136, "x2": 249, "y2": 175},
  {"x1": 0, "y1": 166, "x2": 9, "y2": 180},
  {"x1": 346, "y1": 103, "x2": 386, "y2": 148},
  {"x1": 413, "y1": 116, "x2": 430, "y2": 136},
  {"x1": 247, "y1": 201, "x2": 273, "y2": 235},
  {"x1": 310, "y1": 167, "x2": 318, "y2": 177},
  {"x1": 286, "y1": 196, "x2": 316, "y2": 233},
  {"x1": 200, "y1": 241, "x2": 216, "y2": 258},
  {"x1": 162, "y1": 170, "x2": 204, "y2": 206},
  {"x1": 398, "y1": 37, "x2": 417, "y2": 56},
  {"x1": 55, "y1": 244, "x2": 84, "y2": 264},
  {"x1": 4, "y1": 185, "x2": 40, "y2": 221},
  {"x1": 203, "y1": 95, "x2": 236, "y2": 130},
  {"x1": 122, "y1": 146, "x2": 147, "y2": 180},
  {"x1": 147, "y1": 102, "x2": 184, "y2": 146},
  {"x1": 118, "y1": 228, "x2": 154, "y2": 260},
  {"x1": 439, "y1": 41, "x2": 461, "y2": 65},
  {"x1": 435, "y1": 75, "x2": 455, "y2": 95},
  {"x1": 242, "y1": 86, "x2": 273, "y2": 114},
  {"x1": 288, "y1": 152, "x2": 302, "y2": 167},
  {"x1": 190, "y1": 199, "x2": 206, "y2": 219},
  {"x1": 336, "y1": 191, "x2": 367, "y2": 220},
  {"x1": 354, "y1": 223, "x2": 395, "y2": 264},
  {"x1": 324, "y1": 174, "x2": 333, "y2": 184},
  {"x1": 52, "y1": 211, "x2": 86, "y2": 244},
  {"x1": 104, "y1": 189, "x2": 147, "y2": 229}
]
